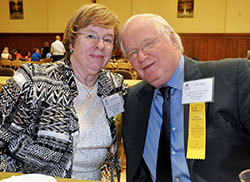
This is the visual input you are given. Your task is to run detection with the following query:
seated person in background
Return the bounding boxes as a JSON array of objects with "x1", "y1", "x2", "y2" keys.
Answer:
[
  {"x1": 11, "y1": 48, "x2": 22, "y2": 60},
  {"x1": 1, "y1": 47, "x2": 12, "y2": 59},
  {"x1": 120, "y1": 13, "x2": 250, "y2": 182},
  {"x1": 0, "y1": 3, "x2": 127, "y2": 182},
  {"x1": 14, "y1": 49, "x2": 23, "y2": 60},
  {"x1": 10, "y1": 49, "x2": 16, "y2": 59},
  {"x1": 41, "y1": 41, "x2": 51, "y2": 58},
  {"x1": 24, "y1": 51, "x2": 31, "y2": 62},
  {"x1": 31, "y1": 48, "x2": 42, "y2": 61},
  {"x1": 46, "y1": 52, "x2": 52, "y2": 58},
  {"x1": 50, "y1": 35, "x2": 65, "y2": 62}
]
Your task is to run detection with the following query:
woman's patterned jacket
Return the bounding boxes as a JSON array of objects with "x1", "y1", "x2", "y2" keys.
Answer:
[{"x1": 0, "y1": 58, "x2": 128, "y2": 181}]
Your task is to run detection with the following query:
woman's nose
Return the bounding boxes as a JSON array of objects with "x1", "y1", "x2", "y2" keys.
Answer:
[{"x1": 95, "y1": 39, "x2": 105, "y2": 49}]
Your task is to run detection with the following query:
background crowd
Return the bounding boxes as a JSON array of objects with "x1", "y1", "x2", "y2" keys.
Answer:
[{"x1": 1, "y1": 35, "x2": 65, "y2": 62}]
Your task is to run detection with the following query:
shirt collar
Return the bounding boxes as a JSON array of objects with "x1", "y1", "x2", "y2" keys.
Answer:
[
  {"x1": 153, "y1": 55, "x2": 184, "y2": 98},
  {"x1": 166, "y1": 54, "x2": 184, "y2": 91}
]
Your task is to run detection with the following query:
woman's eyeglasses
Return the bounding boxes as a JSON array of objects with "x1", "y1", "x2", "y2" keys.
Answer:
[{"x1": 78, "y1": 31, "x2": 114, "y2": 48}]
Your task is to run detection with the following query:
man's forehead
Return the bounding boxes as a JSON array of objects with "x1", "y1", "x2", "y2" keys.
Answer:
[{"x1": 128, "y1": 16, "x2": 153, "y2": 28}]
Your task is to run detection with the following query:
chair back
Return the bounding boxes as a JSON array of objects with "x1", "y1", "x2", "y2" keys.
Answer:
[
  {"x1": 1, "y1": 59, "x2": 12, "y2": 68},
  {"x1": 112, "y1": 70, "x2": 134, "y2": 79},
  {"x1": 0, "y1": 68, "x2": 15, "y2": 76},
  {"x1": 39, "y1": 58, "x2": 52, "y2": 63},
  {"x1": 104, "y1": 62, "x2": 114, "y2": 70},
  {"x1": 11, "y1": 59, "x2": 27, "y2": 69},
  {"x1": 135, "y1": 74, "x2": 142, "y2": 80},
  {"x1": 116, "y1": 60, "x2": 132, "y2": 71}
]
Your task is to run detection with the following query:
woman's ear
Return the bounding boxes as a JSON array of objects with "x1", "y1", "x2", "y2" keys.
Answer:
[{"x1": 69, "y1": 44, "x2": 73, "y2": 51}]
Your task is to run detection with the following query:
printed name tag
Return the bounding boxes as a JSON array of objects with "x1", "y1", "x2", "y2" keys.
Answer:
[
  {"x1": 102, "y1": 93, "x2": 124, "y2": 118},
  {"x1": 182, "y1": 77, "x2": 214, "y2": 104}
]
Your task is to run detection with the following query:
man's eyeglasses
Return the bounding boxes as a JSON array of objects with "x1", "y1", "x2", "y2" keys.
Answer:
[
  {"x1": 78, "y1": 31, "x2": 114, "y2": 48},
  {"x1": 126, "y1": 37, "x2": 160, "y2": 61}
]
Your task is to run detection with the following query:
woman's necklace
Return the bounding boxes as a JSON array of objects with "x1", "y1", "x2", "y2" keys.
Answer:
[{"x1": 82, "y1": 84, "x2": 96, "y2": 99}]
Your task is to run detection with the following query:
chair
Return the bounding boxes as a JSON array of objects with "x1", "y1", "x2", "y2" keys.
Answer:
[
  {"x1": 0, "y1": 68, "x2": 15, "y2": 76},
  {"x1": 116, "y1": 60, "x2": 132, "y2": 71},
  {"x1": 31, "y1": 61, "x2": 40, "y2": 64},
  {"x1": 112, "y1": 70, "x2": 134, "y2": 79},
  {"x1": 135, "y1": 74, "x2": 142, "y2": 80},
  {"x1": 104, "y1": 62, "x2": 114, "y2": 70},
  {"x1": 39, "y1": 58, "x2": 53, "y2": 63},
  {"x1": 1, "y1": 59, "x2": 12, "y2": 68},
  {"x1": 11, "y1": 59, "x2": 27, "y2": 69}
]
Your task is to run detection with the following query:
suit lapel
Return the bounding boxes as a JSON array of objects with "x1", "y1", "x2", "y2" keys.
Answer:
[
  {"x1": 136, "y1": 82, "x2": 155, "y2": 157},
  {"x1": 127, "y1": 82, "x2": 155, "y2": 180}
]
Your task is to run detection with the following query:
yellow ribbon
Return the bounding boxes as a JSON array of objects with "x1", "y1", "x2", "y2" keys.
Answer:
[{"x1": 186, "y1": 102, "x2": 206, "y2": 160}]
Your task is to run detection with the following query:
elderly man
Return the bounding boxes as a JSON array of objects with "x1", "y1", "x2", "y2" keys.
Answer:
[{"x1": 120, "y1": 13, "x2": 250, "y2": 182}]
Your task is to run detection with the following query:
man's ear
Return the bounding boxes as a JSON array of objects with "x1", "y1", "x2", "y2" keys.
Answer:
[{"x1": 169, "y1": 32, "x2": 178, "y2": 48}]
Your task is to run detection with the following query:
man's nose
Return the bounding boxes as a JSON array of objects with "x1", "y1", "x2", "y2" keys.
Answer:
[{"x1": 138, "y1": 51, "x2": 149, "y2": 62}]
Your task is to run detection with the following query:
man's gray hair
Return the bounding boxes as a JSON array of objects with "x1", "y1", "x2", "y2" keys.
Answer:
[{"x1": 120, "y1": 13, "x2": 184, "y2": 56}]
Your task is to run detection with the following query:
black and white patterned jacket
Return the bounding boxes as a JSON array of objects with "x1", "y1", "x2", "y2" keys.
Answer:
[{"x1": 0, "y1": 58, "x2": 128, "y2": 181}]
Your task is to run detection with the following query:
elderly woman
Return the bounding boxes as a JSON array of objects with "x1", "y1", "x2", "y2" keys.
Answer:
[{"x1": 0, "y1": 3, "x2": 127, "y2": 182}]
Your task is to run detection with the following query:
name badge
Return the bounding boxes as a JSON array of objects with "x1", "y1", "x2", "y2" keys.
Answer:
[
  {"x1": 102, "y1": 93, "x2": 124, "y2": 118},
  {"x1": 182, "y1": 77, "x2": 214, "y2": 104}
]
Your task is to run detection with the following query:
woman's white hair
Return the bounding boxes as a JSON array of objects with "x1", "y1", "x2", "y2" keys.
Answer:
[{"x1": 120, "y1": 13, "x2": 184, "y2": 56}]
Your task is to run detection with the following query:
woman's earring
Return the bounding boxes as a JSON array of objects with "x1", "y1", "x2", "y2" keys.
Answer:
[{"x1": 70, "y1": 49, "x2": 73, "y2": 53}]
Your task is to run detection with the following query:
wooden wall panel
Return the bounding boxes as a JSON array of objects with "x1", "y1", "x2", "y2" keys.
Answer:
[
  {"x1": 0, "y1": 33, "x2": 250, "y2": 61},
  {"x1": 179, "y1": 33, "x2": 250, "y2": 61}
]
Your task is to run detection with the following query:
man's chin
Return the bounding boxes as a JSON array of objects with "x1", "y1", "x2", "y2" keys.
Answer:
[{"x1": 145, "y1": 77, "x2": 162, "y2": 88}]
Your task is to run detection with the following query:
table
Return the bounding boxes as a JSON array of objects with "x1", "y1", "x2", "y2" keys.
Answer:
[
  {"x1": 0, "y1": 76, "x2": 10, "y2": 86},
  {"x1": 124, "y1": 79, "x2": 141, "y2": 87},
  {"x1": 0, "y1": 172, "x2": 100, "y2": 182}
]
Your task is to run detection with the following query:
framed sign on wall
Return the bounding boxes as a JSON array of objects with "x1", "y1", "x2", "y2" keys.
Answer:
[
  {"x1": 9, "y1": 0, "x2": 23, "y2": 19},
  {"x1": 177, "y1": 0, "x2": 194, "y2": 18}
]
